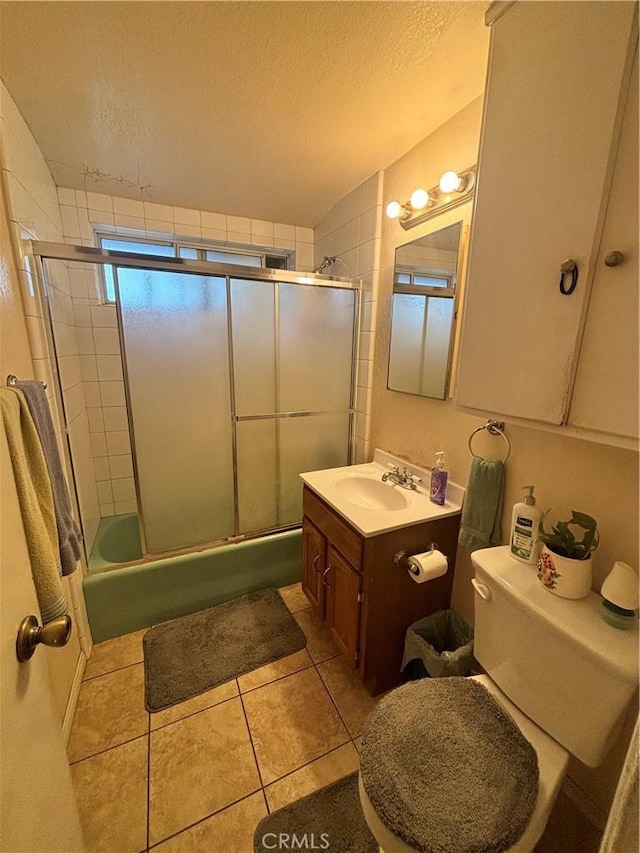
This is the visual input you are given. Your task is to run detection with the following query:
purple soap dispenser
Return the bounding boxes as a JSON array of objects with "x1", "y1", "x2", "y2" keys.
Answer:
[{"x1": 430, "y1": 451, "x2": 448, "y2": 506}]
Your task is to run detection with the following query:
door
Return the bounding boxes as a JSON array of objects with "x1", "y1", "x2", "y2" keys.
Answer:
[
  {"x1": 325, "y1": 546, "x2": 362, "y2": 666},
  {"x1": 302, "y1": 517, "x2": 326, "y2": 616},
  {"x1": 0, "y1": 192, "x2": 85, "y2": 849}
]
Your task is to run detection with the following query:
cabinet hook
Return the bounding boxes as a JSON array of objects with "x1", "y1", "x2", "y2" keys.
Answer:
[{"x1": 559, "y1": 258, "x2": 579, "y2": 295}]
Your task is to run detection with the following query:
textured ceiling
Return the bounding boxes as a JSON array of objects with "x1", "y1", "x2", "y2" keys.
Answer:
[{"x1": 0, "y1": 2, "x2": 489, "y2": 227}]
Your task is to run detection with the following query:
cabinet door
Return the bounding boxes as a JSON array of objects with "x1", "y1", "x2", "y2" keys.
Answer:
[
  {"x1": 302, "y1": 517, "x2": 326, "y2": 616},
  {"x1": 325, "y1": 546, "x2": 362, "y2": 666},
  {"x1": 456, "y1": 2, "x2": 637, "y2": 424},
  {"x1": 568, "y1": 49, "x2": 638, "y2": 440}
]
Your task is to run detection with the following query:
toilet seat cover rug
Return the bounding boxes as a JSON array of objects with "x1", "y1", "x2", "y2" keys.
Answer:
[{"x1": 360, "y1": 678, "x2": 539, "y2": 853}]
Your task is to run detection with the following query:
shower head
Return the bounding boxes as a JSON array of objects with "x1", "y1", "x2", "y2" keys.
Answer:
[{"x1": 312, "y1": 256, "x2": 337, "y2": 274}]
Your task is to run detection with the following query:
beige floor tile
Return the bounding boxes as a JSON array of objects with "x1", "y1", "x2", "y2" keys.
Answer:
[
  {"x1": 150, "y1": 680, "x2": 238, "y2": 730},
  {"x1": 68, "y1": 663, "x2": 148, "y2": 762},
  {"x1": 353, "y1": 736, "x2": 362, "y2": 752},
  {"x1": 278, "y1": 582, "x2": 311, "y2": 613},
  {"x1": 84, "y1": 629, "x2": 146, "y2": 680},
  {"x1": 265, "y1": 742, "x2": 359, "y2": 813},
  {"x1": 317, "y1": 656, "x2": 378, "y2": 738},
  {"x1": 242, "y1": 667, "x2": 350, "y2": 786},
  {"x1": 154, "y1": 791, "x2": 267, "y2": 853},
  {"x1": 238, "y1": 649, "x2": 313, "y2": 694},
  {"x1": 70, "y1": 736, "x2": 147, "y2": 853},
  {"x1": 149, "y1": 697, "x2": 261, "y2": 846},
  {"x1": 293, "y1": 607, "x2": 340, "y2": 663}
]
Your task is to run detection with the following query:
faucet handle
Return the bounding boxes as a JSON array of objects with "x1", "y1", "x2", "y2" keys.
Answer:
[
  {"x1": 405, "y1": 471, "x2": 423, "y2": 487},
  {"x1": 387, "y1": 463, "x2": 401, "y2": 474}
]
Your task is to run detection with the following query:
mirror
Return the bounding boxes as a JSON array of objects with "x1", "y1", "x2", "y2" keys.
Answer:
[{"x1": 387, "y1": 221, "x2": 462, "y2": 399}]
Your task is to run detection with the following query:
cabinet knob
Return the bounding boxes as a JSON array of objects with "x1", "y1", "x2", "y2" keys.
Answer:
[{"x1": 604, "y1": 250, "x2": 624, "y2": 267}]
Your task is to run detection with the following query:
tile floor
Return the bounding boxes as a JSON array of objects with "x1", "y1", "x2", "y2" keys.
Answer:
[
  {"x1": 68, "y1": 584, "x2": 375, "y2": 852},
  {"x1": 68, "y1": 583, "x2": 602, "y2": 853}
]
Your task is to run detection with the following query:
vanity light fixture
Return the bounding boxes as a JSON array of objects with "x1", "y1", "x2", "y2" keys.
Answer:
[{"x1": 387, "y1": 165, "x2": 477, "y2": 230}]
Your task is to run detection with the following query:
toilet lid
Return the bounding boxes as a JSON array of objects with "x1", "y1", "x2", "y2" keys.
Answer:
[{"x1": 360, "y1": 678, "x2": 539, "y2": 853}]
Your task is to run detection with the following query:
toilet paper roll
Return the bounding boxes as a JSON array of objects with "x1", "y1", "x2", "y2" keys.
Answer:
[{"x1": 407, "y1": 549, "x2": 448, "y2": 583}]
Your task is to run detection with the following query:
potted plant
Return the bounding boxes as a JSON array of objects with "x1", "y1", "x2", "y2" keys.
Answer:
[{"x1": 536, "y1": 510, "x2": 599, "y2": 600}]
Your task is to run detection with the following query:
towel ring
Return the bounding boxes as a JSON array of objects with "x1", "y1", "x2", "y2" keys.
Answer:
[{"x1": 468, "y1": 420, "x2": 511, "y2": 462}]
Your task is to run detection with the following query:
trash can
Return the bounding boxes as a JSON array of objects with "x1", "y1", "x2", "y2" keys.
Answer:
[{"x1": 401, "y1": 609, "x2": 475, "y2": 679}]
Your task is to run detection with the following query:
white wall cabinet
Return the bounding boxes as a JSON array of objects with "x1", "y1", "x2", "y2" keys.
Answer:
[{"x1": 456, "y1": 1, "x2": 638, "y2": 445}]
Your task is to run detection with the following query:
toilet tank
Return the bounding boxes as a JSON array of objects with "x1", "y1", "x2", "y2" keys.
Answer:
[{"x1": 471, "y1": 546, "x2": 638, "y2": 767}]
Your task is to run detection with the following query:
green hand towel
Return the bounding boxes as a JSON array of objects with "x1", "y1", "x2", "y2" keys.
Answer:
[
  {"x1": 458, "y1": 457, "x2": 505, "y2": 551},
  {"x1": 1, "y1": 388, "x2": 68, "y2": 622}
]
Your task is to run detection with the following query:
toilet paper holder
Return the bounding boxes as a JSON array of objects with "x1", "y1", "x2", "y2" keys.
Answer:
[{"x1": 393, "y1": 543, "x2": 439, "y2": 569}]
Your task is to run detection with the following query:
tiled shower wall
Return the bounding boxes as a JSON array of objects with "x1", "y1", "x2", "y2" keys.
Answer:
[
  {"x1": 56, "y1": 188, "x2": 316, "y2": 518},
  {"x1": 314, "y1": 172, "x2": 383, "y2": 463}
]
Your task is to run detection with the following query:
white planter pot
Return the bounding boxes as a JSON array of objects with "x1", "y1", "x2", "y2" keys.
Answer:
[{"x1": 537, "y1": 545, "x2": 592, "y2": 600}]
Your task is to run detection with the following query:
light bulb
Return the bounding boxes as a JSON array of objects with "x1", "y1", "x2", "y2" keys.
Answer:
[
  {"x1": 386, "y1": 200, "x2": 404, "y2": 219},
  {"x1": 410, "y1": 188, "x2": 430, "y2": 210},
  {"x1": 439, "y1": 171, "x2": 463, "y2": 193}
]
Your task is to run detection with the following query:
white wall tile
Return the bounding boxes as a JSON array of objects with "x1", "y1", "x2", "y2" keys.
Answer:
[
  {"x1": 90, "y1": 431, "x2": 107, "y2": 457},
  {"x1": 83, "y1": 381, "x2": 101, "y2": 407},
  {"x1": 113, "y1": 196, "x2": 144, "y2": 217},
  {"x1": 87, "y1": 408, "x2": 105, "y2": 433},
  {"x1": 227, "y1": 230, "x2": 250, "y2": 245},
  {"x1": 251, "y1": 219, "x2": 274, "y2": 241},
  {"x1": 93, "y1": 457, "x2": 110, "y2": 482},
  {"x1": 295, "y1": 243, "x2": 313, "y2": 269},
  {"x1": 114, "y1": 499, "x2": 137, "y2": 515},
  {"x1": 100, "y1": 502, "x2": 115, "y2": 517},
  {"x1": 275, "y1": 223, "x2": 295, "y2": 241},
  {"x1": 202, "y1": 227, "x2": 227, "y2": 242},
  {"x1": 201, "y1": 211, "x2": 226, "y2": 230},
  {"x1": 102, "y1": 406, "x2": 128, "y2": 432},
  {"x1": 111, "y1": 477, "x2": 135, "y2": 502},
  {"x1": 89, "y1": 209, "x2": 115, "y2": 227},
  {"x1": 145, "y1": 219, "x2": 172, "y2": 237},
  {"x1": 79, "y1": 355, "x2": 98, "y2": 383},
  {"x1": 227, "y1": 215, "x2": 250, "y2": 236},
  {"x1": 75, "y1": 327, "x2": 95, "y2": 355},
  {"x1": 93, "y1": 327, "x2": 120, "y2": 355},
  {"x1": 144, "y1": 201, "x2": 173, "y2": 223},
  {"x1": 114, "y1": 214, "x2": 145, "y2": 232},
  {"x1": 75, "y1": 189, "x2": 87, "y2": 208},
  {"x1": 86, "y1": 192, "x2": 113, "y2": 212},
  {"x1": 57, "y1": 187, "x2": 76, "y2": 205},
  {"x1": 106, "y1": 430, "x2": 131, "y2": 456},
  {"x1": 176, "y1": 222, "x2": 202, "y2": 239},
  {"x1": 73, "y1": 304, "x2": 92, "y2": 327},
  {"x1": 109, "y1": 454, "x2": 134, "y2": 479},
  {"x1": 99, "y1": 381, "x2": 125, "y2": 407},
  {"x1": 96, "y1": 354, "x2": 123, "y2": 381},
  {"x1": 360, "y1": 173, "x2": 381, "y2": 211},
  {"x1": 60, "y1": 204, "x2": 80, "y2": 239},
  {"x1": 97, "y1": 481, "x2": 113, "y2": 503},
  {"x1": 173, "y1": 206, "x2": 200, "y2": 226},
  {"x1": 90, "y1": 305, "x2": 117, "y2": 328}
]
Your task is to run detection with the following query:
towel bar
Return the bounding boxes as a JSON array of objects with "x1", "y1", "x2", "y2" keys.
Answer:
[
  {"x1": 6, "y1": 374, "x2": 47, "y2": 390},
  {"x1": 468, "y1": 420, "x2": 511, "y2": 462}
]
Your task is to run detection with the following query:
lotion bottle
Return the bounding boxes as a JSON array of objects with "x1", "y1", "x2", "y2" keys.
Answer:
[
  {"x1": 429, "y1": 451, "x2": 448, "y2": 506},
  {"x1": 510, "y1": 486, "x2": 543, "y2": 564}
]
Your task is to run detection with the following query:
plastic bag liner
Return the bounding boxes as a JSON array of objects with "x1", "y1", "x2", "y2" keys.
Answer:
[{"x1": 401, "y1": 609, "x2": 474, "y2": 678}]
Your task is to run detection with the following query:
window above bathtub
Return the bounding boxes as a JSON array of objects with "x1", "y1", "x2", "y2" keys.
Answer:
[{"x1": 97, "y1": 235, "x2": 290, "y2": 302}]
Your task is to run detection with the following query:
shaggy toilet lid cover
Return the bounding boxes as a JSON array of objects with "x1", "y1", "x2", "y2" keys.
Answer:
[{"x1": 360, "y1": 678, "x2": 539, "y2": 853}]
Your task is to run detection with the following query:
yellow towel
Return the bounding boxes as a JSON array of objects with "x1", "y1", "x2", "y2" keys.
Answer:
[{"x1": 1, "y1": 388, "x2": 68, "y2": 622}]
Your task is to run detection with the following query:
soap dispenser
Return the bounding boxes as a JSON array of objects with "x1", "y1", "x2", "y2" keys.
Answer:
[
  {"x1": 510, "y1": 486, "x2": 543, "y2": 564},
  {"x1": 430, "y1": 451, "x2": 448, "y2": 506}
]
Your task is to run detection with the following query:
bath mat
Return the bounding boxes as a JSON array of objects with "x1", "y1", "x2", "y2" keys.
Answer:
[
  {"x1": 254, "y1": 772, "x2": 377, "y2": 853},
  {"x1": 143, "y1": 587, "x2": 306, "y2": 711},
  {"x1": 360, "y1": 677, "x2": 539, "y2": 853}
]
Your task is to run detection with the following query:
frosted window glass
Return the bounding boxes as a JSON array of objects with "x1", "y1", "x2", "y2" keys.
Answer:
[
  {"x1": 278, "y1": 284, "x2": 355, "y2": 413},
  {"x1": 230, "y1": 279, "x2": 276, "y2": 415},
  {"x1": 117, "y1": 268, "x2": 234, "y2": 552},
  {"x1": 236, "y1": 419, "x2": 278, "y2": 534},
  {"x1": 388, "y1": 294, "x2": 425, "y2": 393},
  {"x1": 422, "y1": 298, "x2": 454, "y2": 398},
  {"x1": 278, "y1": 414, "x2": 350, "y2": 525}
]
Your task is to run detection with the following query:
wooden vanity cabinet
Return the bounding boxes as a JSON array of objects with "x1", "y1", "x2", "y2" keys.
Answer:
[{"x1": 302, "y1": 486, "x2": 461, "y2": 696}]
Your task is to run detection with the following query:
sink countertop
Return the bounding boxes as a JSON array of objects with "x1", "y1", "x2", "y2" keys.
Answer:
[{"x1": 300, "y1": 449, "x2": 465, "y2": 538}]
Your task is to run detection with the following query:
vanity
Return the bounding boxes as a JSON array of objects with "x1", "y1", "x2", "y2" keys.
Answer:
[{"x1": 300, "y1": 450, "x2": 464, "y2": 696}]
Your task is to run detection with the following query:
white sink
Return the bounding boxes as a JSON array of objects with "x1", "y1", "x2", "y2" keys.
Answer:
[
  {"x1": 334, "y1": 475, "x2": 410, "y2": 511},
  {"x1": 300, "y1": 449, "x2": 465, "y2": 537}
]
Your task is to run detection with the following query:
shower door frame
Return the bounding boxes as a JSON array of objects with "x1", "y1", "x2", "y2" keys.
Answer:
[{"x1": 32, "y1": 241, "x2": 362, "y2": 564}]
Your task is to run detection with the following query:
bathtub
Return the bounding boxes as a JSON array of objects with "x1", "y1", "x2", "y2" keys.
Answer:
[{"x1": 84, "y1": 514, "x2": 303, "y2": 642}]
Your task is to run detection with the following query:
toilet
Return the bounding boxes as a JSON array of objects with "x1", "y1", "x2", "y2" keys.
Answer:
[{"x1": 359, "y1": 545, "x2": 639, "y2": 853}]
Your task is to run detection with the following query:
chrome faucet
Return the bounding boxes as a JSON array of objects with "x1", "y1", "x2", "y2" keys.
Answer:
[{"x1": 381, "y1": 464, "x2": 423, "y2": 490}]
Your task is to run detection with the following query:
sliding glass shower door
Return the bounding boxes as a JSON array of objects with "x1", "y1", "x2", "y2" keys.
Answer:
[
  {"x1": 117, "y1": 269, "x2": 235, "y2": 553},
  {"x1": 116, "y1": 265, "x2": 357, "y2": 555}
]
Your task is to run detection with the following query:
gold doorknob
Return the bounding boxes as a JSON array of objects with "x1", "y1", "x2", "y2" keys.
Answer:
[{"x1": 16, "y1": 614, "x2": 72, "y2": 662}]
